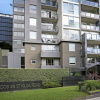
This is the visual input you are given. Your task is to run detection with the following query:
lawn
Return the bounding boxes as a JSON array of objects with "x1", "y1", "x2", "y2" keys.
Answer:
[{"x1": 0, "y1": 86, "x2": 88, "y2": 100}]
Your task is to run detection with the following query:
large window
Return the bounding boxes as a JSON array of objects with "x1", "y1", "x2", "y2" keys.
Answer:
[
  {"x1": 69, "y1": 43, "x2": 75, "y2": 51},
  {"x1": 42, "y1": 45, "x2": 59, "y2": 51},
  {"x1": 63, "y1": 29, "x2": 79, "y2": 41},
  {"x1": 30, "y1": 5, "x2": 37, "y2": 13},
  {"x1": 14, "y1": 15, "x2": 24, "y2": 20},
  {"x1": 30, "y1": 31, "x2": 36, "y2": 39},
  {"x1": 42, "y1": 58, "x2": 59, "y2": 66},
  {"x1": 63, "y1": 2, "x2": 79, "y2": 16},
  {"x1": 14, "y1": 7, "x2": 24, "y2": 12},
  {"x1": 30, "y1": 18, "x2": 37, "y2": 26},
  {"x1": 63, "y1": 16, "x2": 79, "y2": 28},
  {"x1": 14, "y1": 0, "x2": 24, "y2": 4},
  {"x1": 69, "y1": 57, "x2": 76, "y2": 65},
  {"x1": 14, "y1": 23, "x2": 24, "y2": 29}
]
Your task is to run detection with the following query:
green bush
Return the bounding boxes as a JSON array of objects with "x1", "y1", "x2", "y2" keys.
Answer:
[
  {"x1": 0, "y1": 69, "x2": 69, "y2": 84},
  {"x1": 43, "y1": 82, "x2": 61, "y2": 89},
  {"x1": 78, "y1": 80, "x2": 100, "y2": 91}
]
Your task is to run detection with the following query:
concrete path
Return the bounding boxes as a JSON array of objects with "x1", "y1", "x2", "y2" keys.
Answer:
[
  {"x1": 73, "y1": 93, "x2": 100, "y2": 100},
  {"x1": 87, "y1": 97, "x2": 100, "y2": 100}
]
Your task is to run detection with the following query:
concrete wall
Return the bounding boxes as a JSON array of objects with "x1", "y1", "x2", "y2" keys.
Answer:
[
  {"x1": 8, "y1": 52, "x2": 24, "y2": 68},
  {"x1": 25, "y1": 0, "x2": 41, "y2": 42},
  {"x1": 25, "y1": 44, "x2": 41, "y2": 68},
  {"x1": 60, "y1": 42, "x2": 81, "y2": 68}
]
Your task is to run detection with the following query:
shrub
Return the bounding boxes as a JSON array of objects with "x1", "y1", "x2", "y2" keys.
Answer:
[
  {"x1": 78, "y1": 80, "x2": 100, "y2": 91},
  {"x1": 0, "y1": 69, "x2": 69, "y2": 84},
  {"x1": 43, "y1": 82, "x2": 61, "y2": 89}
]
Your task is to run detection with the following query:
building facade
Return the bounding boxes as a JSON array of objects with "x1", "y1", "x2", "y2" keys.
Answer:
[
  {"x1": 0, "y1": 13, "x2": 12, "y2": 45},
  {"x1": 9, "y1": 0, "x2": 100, "y2": 74}
]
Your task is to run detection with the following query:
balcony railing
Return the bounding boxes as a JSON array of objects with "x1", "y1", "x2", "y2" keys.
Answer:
[
  {"x1": 81, "y1": 24, "x2": 99, "y2": 31},
  {"x1": 42, "y1": 37, "x2": 58, "y2": 43},
  {"x1": 41, "y1": 12, "x2": 58, "y2": 19},
  {"x1": 87, "y1": 34, "x2": 100, "y2": 40},
  {"x1": 81, "y1": 11, "x2": 99, "y2": 19},
  {"x1": 41, "y1": 24, "x2": 58, "y2": 32},
  {"x1": 81, "y1": 0, "x2": 98, "y2": 7},
  {"x1": 41, "y1": 1, "x2": 58, "y2": 7},
  {"x1": 87, "y1": 49, "x2": 100, "y2": 54}
]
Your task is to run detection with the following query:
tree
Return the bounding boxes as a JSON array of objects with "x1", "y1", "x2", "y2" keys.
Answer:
[{"x1": 0, "y1": 41, "x2": 12, "y2": 51}]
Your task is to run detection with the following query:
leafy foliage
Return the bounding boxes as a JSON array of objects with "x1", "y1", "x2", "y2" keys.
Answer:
[
  {"x1": 0, "y1": 41, "x2": 12, "y2": 51},
  {"x1": 0, "y1": 69, "x2": 69, "y2": 83}
]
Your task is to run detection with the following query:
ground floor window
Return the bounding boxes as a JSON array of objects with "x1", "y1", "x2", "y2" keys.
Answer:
[
  {"x1": 69, "y1": 57, "x2": 76, "y2": 65},
  {"x1": 42, "y1": 58, "x2": 59, "y2": 66}
]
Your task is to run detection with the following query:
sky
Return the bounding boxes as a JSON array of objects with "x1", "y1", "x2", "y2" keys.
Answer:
[{"x1": 0, "y1": 0, "x2": 13, "y2": 15}]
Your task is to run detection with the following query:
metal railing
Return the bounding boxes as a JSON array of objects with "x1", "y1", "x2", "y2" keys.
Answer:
[
  {"x1": 87, "y1": 49, "x2": 100, "y2": 54},
  {"x1": 81, "y1": 24, "x2": 99, "y2": 31},
  {"x1": 42, "y1": 37, "x2": 58, "y2": 43},
  {"x1": 41, "y1": 24, "x2": 58, "y2": 32},
  {"x1": 81, "y1": 0, "x2": 98, "y2": 7},
  {"x1": 41, "y1": 12, "x2": 58, "y2": 19},
  {"x1": 87, "y1": 34, "x2": 100, "y2": 40},
  {"x1": 81, "y1": 11, "x2": 99, "y2": 19}
]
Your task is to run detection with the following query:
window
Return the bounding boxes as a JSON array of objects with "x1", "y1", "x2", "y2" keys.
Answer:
[
  {"x1": 46, "y1": 58, "x2": 53, "y2": 65},
  {"x1": 14, "y1": 23, "x2": 24, "y2": 29},
  {"x1": 14, "y1": 32, "x2": 24, "y2": 37},
  {"x1": 31, "y1": 60, "x2": 36, "y2": 64},
  {"x1": 14, "y1": 7, "x2": 24, "y2": 12},
  {"x1": 69, "y1": 43, "x2": 75, "y2": 51},
  {"x1": 31, "y1": 46, "x2": 36, "y2": 50},
  {"x1": 63, "y1": 29, "x2": 79, "y2": 41},
  {"x1": 13, "y1": 40, "x2": 22, "y2": 44},
  {"x1": 14, "y1": 0, "x2": 24, "y2": 4},
  {"x1": 14, "y1": 15, "x2": 24, "y2": 20},
  {"x1": 63, "y1": 2, "x2": 79, "y2": 16},
  {"x1": 30, "y1": 5, "x2": 37, "y2": 13},
  {"x1": 13, "y1": 49, "x2": 25, "y2": 53},
  {"x1": 30, "y1": 31, "x2": 36, "y2": 39},
  {"x1": 63, "y1": 16, "x2": 79, "y2": 28},
  {"x1": 30, "y1": 18, "x2": 36, "y2": 26},
  {"x1": 69, "y1": 57, "x2": 76, "y2": 65}
]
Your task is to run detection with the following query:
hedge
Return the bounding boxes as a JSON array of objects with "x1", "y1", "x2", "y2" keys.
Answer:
[{"x1": 0, "y1": 69, "x2": 69, "y2": 83}]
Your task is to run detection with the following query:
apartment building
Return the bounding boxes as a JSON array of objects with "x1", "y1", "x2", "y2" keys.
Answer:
[
  {"x1": 8, "y1": 0, "x2": 100, "y2": 74},
  {"x1": 0, "y1": 13, "x2": 12, "y2": 45}
]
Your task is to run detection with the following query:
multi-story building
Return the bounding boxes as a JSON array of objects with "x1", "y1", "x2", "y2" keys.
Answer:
[
  {"x1": 0, "y1": 13, "x2": 12, "y2": 45},
  {"x1": 8, "y1": 0, "x2": 100, "y2": 75}
]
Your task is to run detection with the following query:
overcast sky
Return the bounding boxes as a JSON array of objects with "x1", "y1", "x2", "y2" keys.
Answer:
[{"x1": 0, "y1": 0, "x2": 13, "y2": 15}]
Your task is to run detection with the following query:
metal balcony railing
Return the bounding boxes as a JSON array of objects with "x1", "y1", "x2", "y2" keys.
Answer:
[
  {"x1": 41, "y1": 24, "x2": 58, "y2": 32},
  {"x1": 87, "y1": 49, "x2": 100, "y2": 54},
  {"x1": 42, "y1": 37, "x2": 58, "y2": 43},
  {"x1": 41, "y1": 12, "x2": 58, "y2": 19},
  {"x1": 81, "y1": 11, "x2": 99, "y2": 19},
  {"x1": 87, "y1": 34, "x2": 100, "y2": 40},
  {"x1": 81, "y1": 24, "x2": 99, "y2": 31},
  {"x1": 41, "y1": 1, "x2": 58, "y2": 7},
  {"x1": 81, "y1": 0, "x2": 98, "y2": 7}
]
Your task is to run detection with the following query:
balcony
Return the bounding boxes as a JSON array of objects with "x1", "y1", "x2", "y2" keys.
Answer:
[
  {"x1": 41, "y1": 11, "x2": 58, "y2": 22},
  {"x1": 87, "y1": 49, "x2": 100, "y2": 54},
  {"x1": 41, "y1": 0, "x2": 58, "y2": 10},
  {"x1": 42, "y1": 37, "x2": 58, "y2": 43},
  {"x1": 41, "y1": 50, "x2": 60, "y2": 58},
  {"x1": 81, "y1": 11, "x2": 99, "y2": 19},
  {"x1": 81, "y1": 24, "x2": 99, "y2": 31},
  {"x1": 87, "y1": 34, "x2": 100, "y2": 40},
  {"x1": 81, "y1": 0, "x2": 98, "y2": 8},
  {"x1": 41, "y1": 24, "x2": 58, "y2": 33}
]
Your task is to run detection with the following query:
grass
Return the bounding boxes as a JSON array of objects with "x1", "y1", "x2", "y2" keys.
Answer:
[{"x1": 0, "y1": 86, "x2": 88, "y2": 100}]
